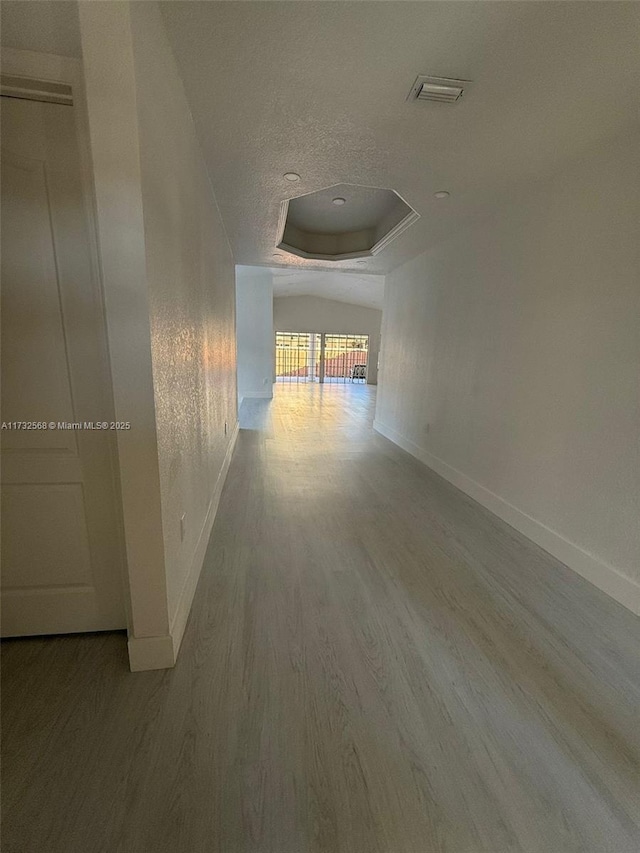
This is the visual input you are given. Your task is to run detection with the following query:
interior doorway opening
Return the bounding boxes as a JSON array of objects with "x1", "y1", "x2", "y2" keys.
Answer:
[{"x1": 275, "y1": 331, "x2": 369, "y2": 384}]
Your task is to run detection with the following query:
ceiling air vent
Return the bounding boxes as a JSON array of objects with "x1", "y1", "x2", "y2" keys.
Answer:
[{"x1": 407, "y1": 75, "x2": 471, "y2": 104}]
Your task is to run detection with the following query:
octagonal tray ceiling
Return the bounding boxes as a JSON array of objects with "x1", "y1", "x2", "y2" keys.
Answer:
[{"x1": 276, "y1": 183, "x2": 419, "y2": 262}]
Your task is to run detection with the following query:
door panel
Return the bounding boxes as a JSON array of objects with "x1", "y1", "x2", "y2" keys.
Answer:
[
  {"x1": 1, "y1": 95, "x2": 126, "y2": 636},
  {"x1": 1, "y1": 485, "x2": 93, "y2": 588},
  {"x1": 2, "y1": 151, "x2": 77, "y2": 452},
  {"x1": 275, "y1": 332, "x2": 321, "y2": 383},
  {"x1": 323, "y1": 333, "x2": 369, "y2": 384}
]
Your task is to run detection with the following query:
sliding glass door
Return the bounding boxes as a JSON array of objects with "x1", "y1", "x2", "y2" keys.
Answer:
[
  {"x1": 275, "y1": 332, "x2": 321, "y2": 383},
  {"x1": 323, "y1": 333, "x2": 369, "y2": 384},
  {"x1": 275, "y1": 332, "x2": 369, "y2": 384}
]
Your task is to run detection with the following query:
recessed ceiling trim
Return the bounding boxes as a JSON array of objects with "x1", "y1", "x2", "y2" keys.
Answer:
[
  {"x1": 276, "y1": 199, "x2": 289, "y2": 246},
  {"x1": 275, "y1": 242, "x2": 373, "y2": 263},
  {"x1": 369, "y1": 208, "x2": 420, "y2": 256},
  {"x1": 275, "y1": 182, "x2": 419, "y2": 262},
  {"x1": 406, "y1": 75, "x2": 472, "y2": 105}
]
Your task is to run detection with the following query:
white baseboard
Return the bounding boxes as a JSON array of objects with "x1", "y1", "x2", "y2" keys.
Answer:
[
  {"x1": 169, "y1": 421, "x2": 240, "y2": 662},
  {"x1": 127, "y1": 633, "x2": 175, "y2": 672},
  {"x1": 373, "y1": 419, "x2": 640, "y2": 616}
]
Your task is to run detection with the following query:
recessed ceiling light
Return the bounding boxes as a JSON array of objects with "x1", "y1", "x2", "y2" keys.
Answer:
[
  {"x1": 434, "y1": 191, "x2": 450, "y2": 199},
  {"x1": 283, "y1": 172, "x2": 300, "y2": 182},
  {"x1": 332, "y1": 197, "x2": 346, "y2": 206}
]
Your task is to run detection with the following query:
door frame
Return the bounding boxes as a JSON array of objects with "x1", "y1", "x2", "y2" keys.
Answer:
[{"x1": 1, "y1": 49, "x2": 132, "y2": 633}]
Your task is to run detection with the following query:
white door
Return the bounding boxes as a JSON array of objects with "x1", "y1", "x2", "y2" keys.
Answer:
[{"x1": 1, "y1": 93, "x2": 126, "y2": 635}]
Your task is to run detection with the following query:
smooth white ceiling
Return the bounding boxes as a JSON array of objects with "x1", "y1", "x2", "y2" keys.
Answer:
[
  {"x1": 263, "y1": 267, "x2": 384, "y2": 311},
  {"x1": 161, "y1": 1, "x2": 640, "y2": 275},
  {"x1": 286, "y1": 184, "x2": 408, "y2": 236}
]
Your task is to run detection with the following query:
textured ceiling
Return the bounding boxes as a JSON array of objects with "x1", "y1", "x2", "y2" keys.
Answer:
[
  {"x1": 268, "y1": 268, "x2": 385, "y2": 311},
  {"x1": 0, "y1": 1, "x2": 81, "y2": 58},
  {"x1": 3, "y1": 1, "x2": 638, "y2": 281},
  {"x1": 161, "y1": 1, "x2": 640, "y2": 275}
]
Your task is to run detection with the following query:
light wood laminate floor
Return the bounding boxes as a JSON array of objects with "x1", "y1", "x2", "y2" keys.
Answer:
[{"x1": 2, "y1": 384, "x2": 640, "y2": 853}]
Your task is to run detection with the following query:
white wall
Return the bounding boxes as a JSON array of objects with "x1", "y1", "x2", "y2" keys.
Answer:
[
  {"x1": 130, "y1": 2, "x2": 238, "y2": 659},
  {"x1": 79, "y1": 2, "x2": 171, "y2": 669},
  {"x1": 236, "y1": 267, "x2": 274, "y2": 402},
  {"x1": 375, "y1": 129, "x2": 640, "y2": 614},
  {"x1": 80, "y1": 1, "x2": 238, "y2": 669},
  {"x1": 273, "y1": 295, "x2": 383, "y2": 384}
]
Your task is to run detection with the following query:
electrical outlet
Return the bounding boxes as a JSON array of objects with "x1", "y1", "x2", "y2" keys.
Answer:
[{"x1": 180, "y1": 513, "x2": 186, "y2": 542}]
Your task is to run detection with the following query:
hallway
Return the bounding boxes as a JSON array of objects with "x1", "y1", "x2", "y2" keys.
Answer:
[{"x1": 3, "y1": 385, "x2": 640, "y2": 853}]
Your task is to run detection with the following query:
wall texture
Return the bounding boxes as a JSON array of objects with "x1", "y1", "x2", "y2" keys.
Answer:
[
  {"x1": 1, "y1": 0, "x2": 82, "y2": 58},
  {"x1": 375, "y1": 130, "x2": 640, "y2": 613},
  {"x1": 273, "y1": 295, "x2": 383, "y2": 384},
  {"x1": 79, "y1": 2, "x2": 172, "y2": 669},
  {"x1": 129, "y1": 2, "x2": 237, "y2": 652},
  {"x1": 236, "y1": 267, "x2": 274, "y2": 402}
]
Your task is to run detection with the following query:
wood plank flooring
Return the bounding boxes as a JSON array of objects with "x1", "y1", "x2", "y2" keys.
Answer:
[{"x1": 2, "y1": 383, "x2": 640, "y2": 852}]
